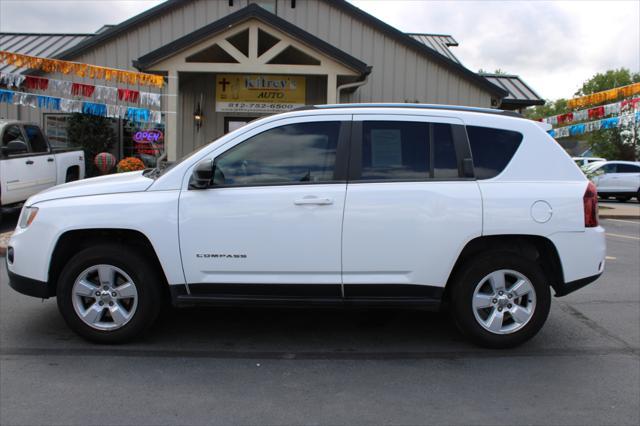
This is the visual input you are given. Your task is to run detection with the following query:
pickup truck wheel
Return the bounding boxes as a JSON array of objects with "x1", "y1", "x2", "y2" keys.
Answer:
[
  {"x1": 451, "y1": 251, "x2": 551, "y2": 348},
  {"x1": 57, "y1": 244, "x2": 162, "y2": 343}
]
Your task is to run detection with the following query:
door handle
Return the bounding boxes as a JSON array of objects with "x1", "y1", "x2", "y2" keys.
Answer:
[
  {"x1": 25, "y1": 160, "x2": 34, "y2": 165},
  {"x1": 294, "y1": 196, "x2": 333, "y2": 206},
  {"x1": 47, "y1": 158, "x2": 54, "y2": 162}
]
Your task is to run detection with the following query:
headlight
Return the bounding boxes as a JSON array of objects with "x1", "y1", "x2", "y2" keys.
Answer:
[{"x1": 18, "y1": 206, "x2": 39, "y2": 229}]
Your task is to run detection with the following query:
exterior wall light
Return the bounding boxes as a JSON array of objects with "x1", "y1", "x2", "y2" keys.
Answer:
[{"x1": 194, "y1": 101, "x2": 203, "y2": 132}]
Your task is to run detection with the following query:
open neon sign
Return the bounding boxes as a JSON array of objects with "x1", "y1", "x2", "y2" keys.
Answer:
[{"x1": 133, "y1": 129, "x2": 163, "y2": 144}]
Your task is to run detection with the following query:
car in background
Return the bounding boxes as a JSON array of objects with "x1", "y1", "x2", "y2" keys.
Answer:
[
  {"x1": 573, "y1": 156, "x2": 606, "y2": 167},
  {"x1": 0, "y1": 120, "x2": 85, "y2": 222},
  {"x1": 585, "y1": 160, "x2": 640, "y2": 202}
]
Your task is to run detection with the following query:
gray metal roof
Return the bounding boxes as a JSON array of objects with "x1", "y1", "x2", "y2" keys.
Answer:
[
  {"x1": 480, "y1": 73, "x2": 545, "y2": 107},
  {"x1": 0, "y1": 32, "x2": 94, "y2": 74},
  {"x1": 406, "y1": 33, "x2": 460, "y2": 63}
]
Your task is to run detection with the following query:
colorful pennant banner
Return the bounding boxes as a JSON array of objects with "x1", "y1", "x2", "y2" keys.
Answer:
[
  {"x1": 548, "y1": 111, "x2": 640, "y2": 139},
  {"x1": 0, "y1": 71, "x2": 162, "y2": 108},
  {"x1": 567, "y1": 82, "x2": 640, "y2": 109},
  {"x1": 0, "y1": 51, "x2": 164, "y2": 88},
  {"x1": 0, "y1": 88, "x2": 162, "y2": 124},
  {"x1": 540, "y1": 97, "x2": 640, "y2": 126}
]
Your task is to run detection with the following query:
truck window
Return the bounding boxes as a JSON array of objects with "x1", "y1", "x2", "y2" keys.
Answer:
[
  {"x1": 2, "y1": 125, "x2": 25, "y2": 148},
  {"x1": 24, "y1": 125, "x2": 49, "y2": 153}
]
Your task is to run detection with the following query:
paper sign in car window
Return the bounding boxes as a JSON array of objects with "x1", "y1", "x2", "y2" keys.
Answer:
[{"x1": 371, "y1": 129, "x2": 402, "y2": 168}]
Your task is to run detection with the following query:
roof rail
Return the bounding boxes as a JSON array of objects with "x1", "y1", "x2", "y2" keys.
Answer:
[{"x1": 294, "y1": 103, "x2": 523, "y2": 118}]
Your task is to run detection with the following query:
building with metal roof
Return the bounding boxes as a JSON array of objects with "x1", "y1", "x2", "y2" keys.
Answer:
[
  {"x1": 1, "y1": 0, "x2": 544, "y2": 161},
  {"x1": 481, "y1": 73, "x2": 545, "y2": 112}
]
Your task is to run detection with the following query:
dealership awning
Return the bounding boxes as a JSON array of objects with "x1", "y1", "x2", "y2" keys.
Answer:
[{"x1": 481, "y1": 73, "x2": 545, "y2": 109}]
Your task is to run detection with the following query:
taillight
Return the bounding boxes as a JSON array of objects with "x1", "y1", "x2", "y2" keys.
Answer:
[{"x1": 583, "y1": 181, "x2": 598, "y2": 227}]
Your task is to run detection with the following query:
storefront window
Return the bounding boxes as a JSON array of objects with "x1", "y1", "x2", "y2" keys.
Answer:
[
  {"x1": 44, "y1": 114, "x2": 72, "y2": 147},
  {"x1": 122, "y1": 119, "x2": 165, "y2": 168}
]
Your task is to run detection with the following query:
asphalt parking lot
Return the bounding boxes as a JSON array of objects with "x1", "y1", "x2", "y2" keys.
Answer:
[{"x1": 0, "y1": 218, "x2": 638, "y2": 425}]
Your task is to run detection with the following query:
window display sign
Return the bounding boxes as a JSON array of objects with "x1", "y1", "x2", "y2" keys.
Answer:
[
  {"x1": 133, "y1": 129, "x2": 164, "y2": 156},
  {"x1": 215, "y1": 74, "x2": 306, "y2": 113}
]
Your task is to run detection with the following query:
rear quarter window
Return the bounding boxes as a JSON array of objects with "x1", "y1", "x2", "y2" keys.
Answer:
[{"x1": 466, "y1": 126, "x2": 523, "y2": 179}]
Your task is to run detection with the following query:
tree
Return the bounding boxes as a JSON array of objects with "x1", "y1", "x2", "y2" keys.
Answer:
[
  {"x1": 523, "y1": 98, "x2": 568, "y2": 119},
  {"x1": 578, "y1": 68, "x2": 639, "y2": 160},
  {"x1": 66, "y1": 114, "x2": 116, "y2": 176},
  {"x1": 575, "y1": 68, "x2": 640, "y2": 96}
]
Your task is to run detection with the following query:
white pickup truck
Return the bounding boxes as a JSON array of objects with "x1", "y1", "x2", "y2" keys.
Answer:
[{"x1": 0, "y1": 120, "x2": 85, "y2": 221}]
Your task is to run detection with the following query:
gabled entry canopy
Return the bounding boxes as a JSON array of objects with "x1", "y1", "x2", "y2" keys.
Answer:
[{"x1": 134, "y1": 3, "x2": 370, "y2": 77}]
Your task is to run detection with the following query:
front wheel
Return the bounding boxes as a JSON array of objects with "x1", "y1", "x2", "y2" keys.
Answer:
[
  {"x1": 616, "y1": 196, "x2": 630, "y2": 203},
  {"x1": 451, "y1": 251, "x2": 551, "y2": 348},
  {"x1": 57, "y1": 244, "x2": 163, "y2": 343}
]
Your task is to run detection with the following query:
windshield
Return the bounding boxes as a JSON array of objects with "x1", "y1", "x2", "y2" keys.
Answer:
[{"x1": 144, "y1": 142, "x2": 215, "y2": 179}]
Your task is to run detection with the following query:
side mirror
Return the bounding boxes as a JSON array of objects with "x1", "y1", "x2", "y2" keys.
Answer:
[
  {"x1": 189, "y1": 159, "x2": 214, "y2": 189},
  {"x1": 1, "y1": 140, "x2": 29, "y2": 156},
  {"x1": 462, "y1": 158, "x2": 474, "y2": 178}
]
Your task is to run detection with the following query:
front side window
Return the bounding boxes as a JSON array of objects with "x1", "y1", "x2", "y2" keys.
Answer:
[
  {"x1": 467, "y1": 126, "x2": 523, "y2": 179},
  {"x1": 601, "y1": 164, "x2": 617, "y2": 174},
  {"x1": 2, "y1": 125, "x2": 24, "y2": 147},
  {"x1": 24, "y1": 125, "x2": 49, "y2": 153},
  {"x1": 213, "y1": 121, "x2": 341, "y2": 186}
]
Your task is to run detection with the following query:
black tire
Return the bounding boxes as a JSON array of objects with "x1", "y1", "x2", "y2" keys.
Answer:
[
  {"x1": 450, "y1": 251, "x2": 551, "y2": 349},
  {"x1": 57, "y1": 244, "x2": 163, "y2": 343},
  {"x1": 616, "y1": 196, "x2": 630, "y2": 203}
]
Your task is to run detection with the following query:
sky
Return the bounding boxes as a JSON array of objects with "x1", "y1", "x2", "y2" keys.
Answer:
[{"x1": 0, "y1": 0, "x2": 638, "y2": 101}]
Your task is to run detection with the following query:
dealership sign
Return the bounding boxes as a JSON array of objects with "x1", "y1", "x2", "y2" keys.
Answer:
[{"x1": 215, "y1": 74, "x2": 306, "y2": 113}]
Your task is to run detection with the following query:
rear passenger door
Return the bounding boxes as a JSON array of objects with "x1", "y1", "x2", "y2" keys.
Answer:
[
  {"x1": 341, "y1": 115, "x2": 482, "y2": 298},
  {"x1": 615, "y1": 163, "x2": 640, "y2": 193}
]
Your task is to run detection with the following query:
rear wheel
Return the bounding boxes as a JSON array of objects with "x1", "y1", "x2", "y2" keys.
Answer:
[
  {"x1": 57, "y1": 244, "x2": 163, "y2": 343},
  {"x1": 451, "y1": 251, "x2": 551, "y2": 348}
]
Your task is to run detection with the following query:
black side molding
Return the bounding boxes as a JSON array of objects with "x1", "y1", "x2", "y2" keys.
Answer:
[
  {"x1": 553, "y1": 273, "x2": 602, "y2": 297},
  {"x1": 6, "y1": 267, "x2": 54, "y2": 299},
  {"x1": 170, "y1": 283, "x2": 444, "y2": 310}
]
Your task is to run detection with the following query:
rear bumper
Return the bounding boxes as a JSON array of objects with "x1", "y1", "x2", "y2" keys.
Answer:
[
  {"x1": 5, "y1": 258, "x2": 53, "y2": 299},
  {"x1": 553, "y1": 272, "x2": 602, "y2": 297}
]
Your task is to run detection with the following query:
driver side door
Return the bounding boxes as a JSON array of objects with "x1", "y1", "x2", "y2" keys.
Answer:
[
  {"x1": 1, "y1": 124, "x2": 33, "y2": 205},
  {"x1": 179, "y1": 116, "x2": 351, "y2": 297}
]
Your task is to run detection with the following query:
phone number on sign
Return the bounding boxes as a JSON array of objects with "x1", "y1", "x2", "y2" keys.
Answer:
[{"x1": 217, "y1": 102, "x2": 304, "y2": 113}]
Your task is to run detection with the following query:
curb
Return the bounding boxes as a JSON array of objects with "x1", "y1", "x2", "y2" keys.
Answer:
[{"x1": 600, "y1": 215, "x2": 640, "y2": 220}]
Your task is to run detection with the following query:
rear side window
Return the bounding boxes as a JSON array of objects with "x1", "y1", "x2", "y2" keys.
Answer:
[
  {"x1": 361, "y1": 121, "x2": 429, "y2": 180},
  {"x1": 617, "y1": 164, "x2": 640, "y2": 173},
  {"x1": 466, "y1": 126, "x2": 523, "y2": 179},
  {"x1": 24, "y1": 125, "x2": 49, "y2": 153},
  {"x1": 358, "y1": 121, "x2": 459, "y2": 181}
]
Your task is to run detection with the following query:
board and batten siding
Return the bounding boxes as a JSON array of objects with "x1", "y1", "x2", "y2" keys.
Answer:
[{"x1": 66, "y1": 0, "x2": 492, "y2": 107}]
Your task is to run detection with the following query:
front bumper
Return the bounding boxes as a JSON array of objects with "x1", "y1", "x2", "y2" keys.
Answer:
[{"x1": 5, "y1": 257, "x2": 53, "y2": 298}]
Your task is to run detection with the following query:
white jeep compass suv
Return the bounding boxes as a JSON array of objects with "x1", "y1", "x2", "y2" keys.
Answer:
[{"x1": 6, "y1": 104, "x2": 606, "y2": 348}]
